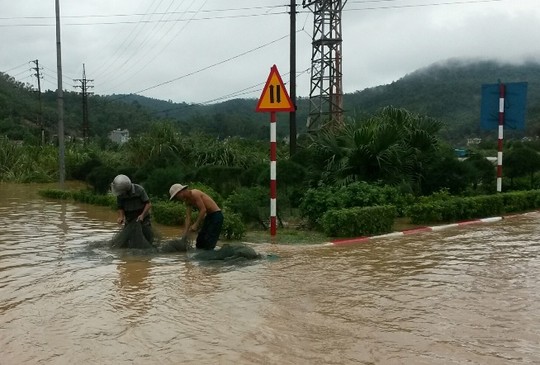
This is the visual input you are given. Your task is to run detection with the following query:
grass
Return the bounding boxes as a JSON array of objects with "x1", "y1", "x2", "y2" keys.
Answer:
[{"x1": 242, "y1": 228, "x2": 329, "y2": 245}]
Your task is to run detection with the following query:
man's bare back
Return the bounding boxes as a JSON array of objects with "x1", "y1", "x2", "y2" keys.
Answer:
[{"x1": 183, "y1": 189, "x2": 220, "y2": 213}]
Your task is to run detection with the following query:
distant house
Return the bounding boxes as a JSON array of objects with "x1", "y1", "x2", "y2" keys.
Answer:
[
  {"x1": 109, "y1": 129, "x2": 129, "y2": 144},
  {"x1": 467, "y1": 138, "x2": 482, "y2": 146}
]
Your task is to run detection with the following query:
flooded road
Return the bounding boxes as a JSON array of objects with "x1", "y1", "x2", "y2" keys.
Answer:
[{"x1": 1, "y1": 182, "x2": 540, "y2": 364}]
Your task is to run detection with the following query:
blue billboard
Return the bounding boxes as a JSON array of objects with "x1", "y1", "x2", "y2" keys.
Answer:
[{"x1": 480, "y1": 82, "x2": 528, "y2": 130}]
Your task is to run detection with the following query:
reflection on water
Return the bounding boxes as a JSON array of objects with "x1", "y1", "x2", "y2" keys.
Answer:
[{"x1": 1, "y1": 182, "x2": 540, "y2": 364}]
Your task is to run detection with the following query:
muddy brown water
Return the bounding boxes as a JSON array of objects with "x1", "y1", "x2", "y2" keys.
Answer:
[{"x1": 1, "y1": 182, "x2": 540, "y2": 364}]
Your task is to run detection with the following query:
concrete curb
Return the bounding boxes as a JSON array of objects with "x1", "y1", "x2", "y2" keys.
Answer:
[{"x1": 326, "y1": 216, "x2": 506, "y2": 247}]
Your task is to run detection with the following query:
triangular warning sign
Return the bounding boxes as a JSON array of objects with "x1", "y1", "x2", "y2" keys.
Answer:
[{"x1": 256, "y1": 65, "x2": 294, "y2": 112}]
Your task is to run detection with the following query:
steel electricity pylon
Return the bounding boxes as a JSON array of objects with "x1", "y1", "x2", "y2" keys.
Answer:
[{"x1": 302, "y1": 0, "x2": 347, "y2": 131}]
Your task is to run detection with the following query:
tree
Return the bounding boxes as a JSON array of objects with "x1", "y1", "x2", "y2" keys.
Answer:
[
  {"x1": 307, "y1": 106, "x2": 443, "y2": 193},
  {"x1": 504, "y1": 146, "x2": 540, "y2": 189}
]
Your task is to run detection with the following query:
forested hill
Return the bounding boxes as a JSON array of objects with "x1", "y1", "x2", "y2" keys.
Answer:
[
  {"x1": 1, "y1": 58, "x2": 540, "y2": 143},
  {"x1": 343, "y1": 59, "x2": 540, "y2": 142}
]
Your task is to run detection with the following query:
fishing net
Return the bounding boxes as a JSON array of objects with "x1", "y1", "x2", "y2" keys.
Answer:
[
  {"x1": 109, "y1": 223, "x2": 260, "y2": 260},
  {"x1": 158, "y1": 236, "x2": 192, "y2": 253},
  {"x1": 110, "y1": 220, "x2": 157, "y2": 251},
  {"x1": 192, "y1": 243, "x2": 260, "y2": 261}
]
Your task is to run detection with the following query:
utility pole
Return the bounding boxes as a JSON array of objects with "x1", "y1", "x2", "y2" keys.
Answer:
[
  {"x1": 55, "y1": 0, "x2": 65, "y2": 188},
  {"x1": 74, "y1": 64, "x2": 94, "y2": 142},
  {"x1": 31, "y1": 59, "x2": 45, "y2": 145},
  {"x1": 302, "y1": 0, "x2": 347, "y2": 131},
  {"x1": 289, "y1": 0, "x2": 297, "y2": 156}
]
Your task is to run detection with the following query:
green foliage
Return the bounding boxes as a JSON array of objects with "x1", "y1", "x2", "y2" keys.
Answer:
[
  {"x1": 406, "y1": 190, "x2": 540, "y2": 224},
  {"x1": 39, "y1": 188, "x2": 117, "y2": 208},
  {"x1": 86, "y1": 165, "x2": 118, "y2": 194},
  {"x1": 71, "y1": 189, "x2": 116, "y2": 208},
  {"x1": 224, "y1": 186, "x2": 268, "y2": 229},
  {"x1": 420, "y1": 146, "x2": 471, "y2": 195},
  {"x1": 144, "y1": 167, "x2": 185, "y2": 200},
  {"x1": 299, "y1": 181, "x2": 409, "y2": 228},
  {"x1": 39, "y1": 189, "x2": 72, "y2": 200},
  {"x1": 152, "y1": 201, "x2": 186, "y2": 226},
  {"x1": 504, "y1": 146, "x2": 540, "y2": 189},
  {"x1": 193, "y1": 165, "x2": 243, "y2": 197},
  {"x1": 321, "y1": 205, "x2": 396, "y2": 237},
  {"x1": 306, "y1": 106, "x2": 442, "y2": 192},
  {"x1": 0, "y1": 137, "x2": 57, "y2": 182},
  {"x1": 221, "y1": 211, "x2": 246, "y2": 240},
  {"x1": 461, "y1": 152, "x2": 496, "y2": 193}
]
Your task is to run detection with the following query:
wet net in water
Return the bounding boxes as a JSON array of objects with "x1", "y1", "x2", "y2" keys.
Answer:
[
  {"x1": 110, "y1": 221, "x2": 156, "y2": 251},
  {"x1": 109, "y1": 222, "x2": 261, "y2": 260}
]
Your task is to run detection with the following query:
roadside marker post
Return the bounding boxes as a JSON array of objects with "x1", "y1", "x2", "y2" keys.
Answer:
[
  {"x1": 481, "y1": 81, "x2": 528, "y2": 192},
  {"x1": 256, "y1": 65, "x2": 295, "y2": 237}
]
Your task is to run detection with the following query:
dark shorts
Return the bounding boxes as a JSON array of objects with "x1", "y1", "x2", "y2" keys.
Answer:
[{"x1": 196, "y1": 211, "x2": 224, "y2": 250}]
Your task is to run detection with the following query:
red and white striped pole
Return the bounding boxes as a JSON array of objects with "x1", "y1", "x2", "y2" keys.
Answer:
[
  {"x1": 256, "y1": 65, "x2": 294, "y2": 238},
  {"x1": 270, "y1": 111, "x2": 277, "y2": 236},
  {"x1": 497, "y1": 82, "x2": 505, "y2": 192}
]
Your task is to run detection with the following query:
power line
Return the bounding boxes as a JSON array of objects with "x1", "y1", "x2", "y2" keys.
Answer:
[
  {"x1": 97, "y1": 0, "x2": 209, "y2": 88},
  {"x1": 1, "y1": 62, "x2": 31, "y2": 74},
  {"x1": 110, "y1": 33, "x2": 291, "y2": 100},
  {"x1": 345, "y1": 0, "x2": 505, "y2": 11}
]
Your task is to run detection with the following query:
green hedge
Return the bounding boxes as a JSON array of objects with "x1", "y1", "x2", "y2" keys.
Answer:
[
  {"x1": 321, "y1": 205, "x2": 397, "y2": 237},
  {"x1": 407, "y1": 190, "x2": 540, "y2": 224},
  {"x1": 299, "y1": 182, "x2": 412, "y2": 229}
]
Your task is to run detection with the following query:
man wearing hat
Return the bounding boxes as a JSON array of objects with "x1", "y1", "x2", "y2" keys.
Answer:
[
  {"x1": 169, "y1": 183, "x2": 223, "y2": 250},
  {"x1": 111, "y1": 174, "x2": 154, "y2": 244}
]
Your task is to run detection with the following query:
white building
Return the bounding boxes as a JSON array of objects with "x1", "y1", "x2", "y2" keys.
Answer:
[{"x1": 108, "y1": 129, "x2": 129, "y2": 144}]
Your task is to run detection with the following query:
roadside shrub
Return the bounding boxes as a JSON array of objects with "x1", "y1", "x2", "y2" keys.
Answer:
[
  {"x1": 407, "y1": 190, "x2": 540, "y2": 224},
  {"x1": 152, "y1": 201, "x2": 185, "y2": 226},
  {"x1": 194, "y1": 165, "x2": 243, "y2": 197},
  {"x1": 321, "y1": 205, "x2": 396, "y2": 237},
  {"x1": 86, "y1": 165, "x2": 117, "y2": 194},
  {"x1": 39, "y1": 189, "x2": 72, "y2": 200},
  {"x1": 144, "y1": 166, "x2": 185, "y2": 200},
  {"x1": 299, "y1": 182, "x2": 408, "y2": 228},
  {"x1": 72, "y1": 189, "x2": 116, "y2": 208},
  {"x1": 221, "y1": 211, "x2": 246, "y2": 240},
  {"x1": 224, "y1": 186, "x2": 268, "y2": 229}
]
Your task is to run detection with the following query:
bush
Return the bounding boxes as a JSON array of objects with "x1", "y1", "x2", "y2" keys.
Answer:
[
  {"x1": 321, "y1": 205, "x2": 396, "y2": 237},
  {"x1": 299, "y1": 182, "x2": 409, "y2": 228},
  {"x1": 152, "y1": 201, "x2": 186, "y2": 226},
  {"x1": 406, "y1": 190, "x2": 540, "y2": 224},
  {"x1": 72, "y1": 189, "x2": 116, "y2": 208},
  {"x1": 86, "y1": 166, "x2": 118, "y2": 194},
  {"x1": 224, "y1": 186, "x2": 268, "y2": 229},
  {"x1": 221, "y1": 211, "x2": 246, "y2": 240},
  {"x1": 144, "y1": 167, "x2": 185, "y2": 200}
]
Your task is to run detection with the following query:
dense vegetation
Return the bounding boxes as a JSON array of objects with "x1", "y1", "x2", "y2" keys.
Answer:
[{"x1": 3, "y1": 58, "x2": 540, "y2": 238}]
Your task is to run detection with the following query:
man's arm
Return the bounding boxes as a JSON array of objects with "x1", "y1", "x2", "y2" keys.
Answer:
[
  {"x1": 190, "y1": 191, "x2": 207, "y2": 231},
  {"x1": 117, "y1": 209, "x2": 125, "y2": 225},
  {"x1": 136, "y1": 201, "x2": 151, "y2": 222},
  {"x1": 184, "y1": 205, "x2": 192, "y2": 234}
]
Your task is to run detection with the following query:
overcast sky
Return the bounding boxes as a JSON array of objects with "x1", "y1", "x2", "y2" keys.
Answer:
[{"x1": 1, "y1": 0, "x2": 539, "y2": 104}]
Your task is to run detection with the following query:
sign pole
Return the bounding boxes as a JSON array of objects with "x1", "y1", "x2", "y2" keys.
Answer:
[
  {"x1": 270, "y1": 111, "x2": 277, "y2": 236},
  {"x1": 497, "y1": 82, "x2": 505, "y2": 193},
  {"x1": 481, "y1": 81, "x2": 527, "y2": 193},
  {"x1": 255, "y1": 65, "x2": 294, "y2": 239}
]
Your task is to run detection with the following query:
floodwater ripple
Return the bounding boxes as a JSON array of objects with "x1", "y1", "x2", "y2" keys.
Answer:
[{"x1": 1, "y1": 183, "x2": 540, "y2": 364}]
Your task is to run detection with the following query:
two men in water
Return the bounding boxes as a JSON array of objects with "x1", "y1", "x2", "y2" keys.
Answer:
[{"x1": 110, "y1": 175, "x2": 223, "y2": 250}]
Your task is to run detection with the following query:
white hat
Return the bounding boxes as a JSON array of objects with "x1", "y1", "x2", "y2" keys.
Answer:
[
  {"x1": 169, "y1": 183, "x2": 188, "y2": 200},
  {"x1": 111, "y1": 174, "x2": 132, "y2": 196}
]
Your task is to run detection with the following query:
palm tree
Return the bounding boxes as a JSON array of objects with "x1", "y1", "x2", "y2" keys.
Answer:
[{"x1": 308, "y1": 106, "x2": 442, "y2": 191}]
